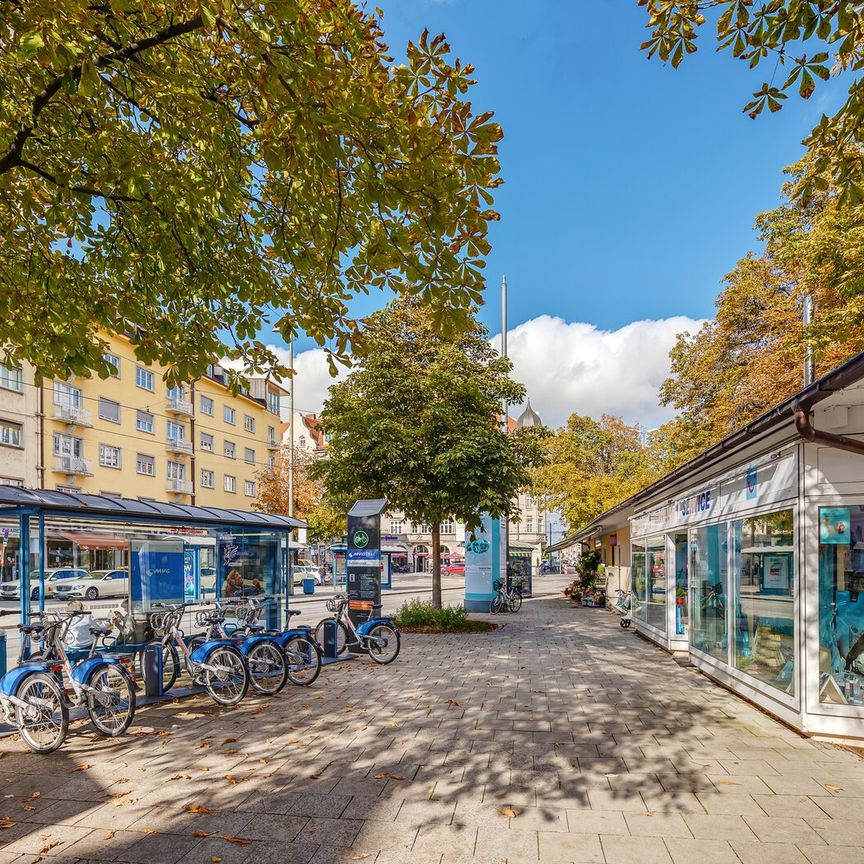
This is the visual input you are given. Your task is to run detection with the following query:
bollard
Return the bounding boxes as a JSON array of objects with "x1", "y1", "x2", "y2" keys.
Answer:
[
  {"x1": 0, "y1": 629, "x2": 6, "y2": 677},
  {"x1": 322, "y1": 619, "x2": 338, "y2": 659},
  {"x1": 142, "y1": 642, "x2": 163, "y2": 697}
]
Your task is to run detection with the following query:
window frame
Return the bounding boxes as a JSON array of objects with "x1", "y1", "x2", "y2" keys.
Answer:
[
  {"x1": 136, "y1": 410, "x2": 154, "y2": 434},
  {"x1": 0, "y1": 418, "x2": 23, "y2": 448},
  {"x1": 98, "y1": 443, "x2": 122, "y2": 469},
  {"x1": 136, "y1": 453, "x2": 156, "y2": 476},
  {"x1": 200, "y1": 394, "x2": 214, "y2": 416},
  {"x1": 0, "y1": 365, "x2": 23, "y2": 392},
  {"x1": 223, "y1": 405, "x2": 236, "y2": 425},
  {"x1": 224, "y1": 474, "x2": 236, "y2": 493},
  {"x1": 98, "y1": 397, "x2": 121, "y2": 424},
  {"x1": 135, "y1": 367, "x2": 155, "y2": 392}
]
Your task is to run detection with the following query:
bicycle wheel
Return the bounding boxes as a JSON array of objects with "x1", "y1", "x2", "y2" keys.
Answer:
[
  {"x1": 87, "y1": 664, "x2": 136, "y2": 737},
  {"x1": 314, "y1": 618, "x2": 350, "y2": 656},
  {"x1": 365, "y1": 624, "x2": 400, "y2": 665},
  {"x1": 283, "y1": 635, "x2": 322, "y2": 686},
  {"x1": 508, "y1": 591, "x2": 522, "y2": 613},
  {"x1": 490, "y1": 592, "x2": 504, "y2": 614},
  {"x1": 246, "y1": 639, "x2": 288, "y2": 695},
  {"x1": 15, "y1": 672, "x2": 68, "y2": 754},
  {"x1": 203, "y1": 645, "x2": 249, "y2": 706}
]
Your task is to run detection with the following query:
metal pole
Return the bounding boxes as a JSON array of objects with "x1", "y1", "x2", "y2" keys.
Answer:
[
  {"x1": 803, "y1": 294, "x2": 815, "y2": 386},
  {"x1": 501, "y1": 275, "x2": 509, "y2": 589},
  {"x1": 288, "y1": 336, "x2": 295, "y2": 518}
]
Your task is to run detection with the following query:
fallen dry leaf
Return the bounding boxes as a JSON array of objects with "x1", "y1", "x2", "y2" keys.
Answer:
[
  {"x1": 187, "y1": 805, "x2": 214, "y2": 815},
  {"x1": 222, "y1": 737, "x2": 237, "y2": 745},
  {"x1": 108, "y1": 791, "x2": 130, "y2": 799},
  {"x1": 716, "y1": 780, "x2": 739, "y2": 786},
  {"x1": 29, "y1": 791, "x2": 41, "y2": 799},
  {"x1": 73, "y1": 764, "x2": 90, "y2": 773},
  {"x1": 497, "y1": 807, "x2": 518, "y2": 818},
  {"x1": 169, "y1": 774, "x2": 191, "y2": 781},
  {"x1": 114, "y1": 777, "x2": 129, "y2": 784},
  {"x1": 351, "y1": 855, "x2": 372, "y2": 861},
  {"x1": 211, "y1": 858, "x2": 222, "y2": 863},
  {"x1": 825, "y1": 783, "x2": 844, "y2": 792},
  {"x1": 21, "y1": 804, "x2": 36, "y2": 812},
  {"x1": 198, "y1": 743, "x2": 212, "y2": 750},
  {"x1": 0, "y1": 817, "x2": 15, "y2": 830},
  {"x1": 192, "y1": 831, "x2": 213, "y2": 838},
  {"x1": 222, "y1": 835, "x2": 252, "y2": 846},
  {"x1": 225, "y1": 775, "x2": 237, "y2": 785},
  {"x1": 223, "y1": 749, "x2": 237, "y2": 756},
  {"x1": 104, "y1": 831, "x2": 115, "y2": 840},
  {"x1": 39, "y1": 841, "x2": 61, "y2": 853}
]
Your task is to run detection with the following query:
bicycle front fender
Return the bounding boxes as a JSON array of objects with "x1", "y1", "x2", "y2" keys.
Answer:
[
  {"x1": 70, "y1": 656, "x2": 126, "y2": 688},
  {"x1": 0, "y1": 663, "x2": 56, "y2": 698},
  {"x1": 356, "y1": 618, "x2": 394, "y2": 637},
  {"x1": 234, "y1": 635, "x2": 279, "y2": 656},
  {"x1": 189, "y1": 639, "x2": 237, "y2": 665}
]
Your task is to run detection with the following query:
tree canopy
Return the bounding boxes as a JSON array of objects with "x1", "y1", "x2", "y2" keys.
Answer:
[
  {"x1": 310, "y1": 297, "x2": 544, "y2": 606},
  {"x1": 638, "y1": 1, "x2": 864, "y2": 202},
  {"x1": 1, "y1": 2, "x2": 502, "y2": 385}
]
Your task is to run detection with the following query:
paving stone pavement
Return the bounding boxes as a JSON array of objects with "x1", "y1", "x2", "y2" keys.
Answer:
[{"x1": 1, "y1": 581, "x2": 863, "y2": 864}]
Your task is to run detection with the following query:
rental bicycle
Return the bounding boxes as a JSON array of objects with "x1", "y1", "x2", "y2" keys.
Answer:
[
  {"x1": 188, "y1": 598, "x2": 288, "y2": 695},
  {"x1": 223, "y1": 597, "x2": 322, "y2": 687},
  {"x1": 147, "y1": 602, "x2": 250, "y2": 706},
  {"x1": 25, "y1": 609, "x2": 137, "y2": 737},
  {"x1": 314, "y1": 594, "x2": 400, "y2": 664},
  {"x1": 491, "y1": 579, "x2": 522, "y2": 613},
  {"x1": 0, "y1": 611, "x2": 68, "y2": 753}
]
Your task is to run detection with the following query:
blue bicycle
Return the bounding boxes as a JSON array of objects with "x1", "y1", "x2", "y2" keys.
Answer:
[{"x1": 0, "y1": 612, "x2": 69, "y2": 753}]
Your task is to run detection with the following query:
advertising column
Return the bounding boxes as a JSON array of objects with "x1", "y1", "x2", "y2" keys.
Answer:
[
  {"x1": 465, "y1": 513, "x2": 503, "y2": 612},
  {"x1": 346, "y1": 499, "x2": 387, "y2": 629}
]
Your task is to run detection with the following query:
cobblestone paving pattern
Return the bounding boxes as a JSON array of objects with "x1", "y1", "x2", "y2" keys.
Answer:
[{"x1": 1, "y1": 579, "x2": 863, "y2": 864}]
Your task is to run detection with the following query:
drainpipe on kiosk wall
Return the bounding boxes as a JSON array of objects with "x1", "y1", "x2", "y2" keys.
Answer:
[{"x1": 793, "y1": 404, "x2": 864, "y2": 457}]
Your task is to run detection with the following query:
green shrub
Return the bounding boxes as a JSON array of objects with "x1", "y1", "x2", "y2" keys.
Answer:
[{"x1": 394, "y1": 599, "x2": 490, "y2": 632}]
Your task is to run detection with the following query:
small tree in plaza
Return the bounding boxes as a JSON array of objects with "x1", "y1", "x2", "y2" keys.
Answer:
[
  {"x1": 310, "y1": 298, "x2": 545, "y2": 608},
  {"x1": 0, "y1": 3, "x2": 502, "y2": 385}
]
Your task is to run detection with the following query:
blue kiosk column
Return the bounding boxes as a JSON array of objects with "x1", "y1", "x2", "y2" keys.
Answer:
[{"x1": 464, "y1": 513, "x2": 505, "y2": 613}]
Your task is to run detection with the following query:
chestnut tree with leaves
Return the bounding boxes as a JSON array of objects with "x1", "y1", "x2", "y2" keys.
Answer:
[
  {"x1": 1, "y1": 2, "x2": 502, "y2": 385},
  {"x1": 310, "y1": 298, "x2": 545, "y2": 608}
]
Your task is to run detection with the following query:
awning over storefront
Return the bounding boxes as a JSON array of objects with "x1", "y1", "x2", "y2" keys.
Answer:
[{"x1": 59, "y1": 532, "x2": 129, "y2": 550}]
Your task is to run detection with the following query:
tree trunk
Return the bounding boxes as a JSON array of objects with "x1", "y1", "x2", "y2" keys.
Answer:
[{"x1": 431, "y1": 521, "x2": 442, "y2": 609}]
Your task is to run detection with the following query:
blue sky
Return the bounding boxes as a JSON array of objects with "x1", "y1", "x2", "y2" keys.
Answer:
[{"x1": 277, "y1": 1, "x2": 849, "y2": 426}]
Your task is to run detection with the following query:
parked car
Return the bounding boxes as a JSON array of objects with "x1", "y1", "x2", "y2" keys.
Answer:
[
  {"x1": 293, "y1": 565, "x2": 324, "y2": 586},
  {"x1": 54, "y1": 569, "x2": 128, "y2": 601},
  {"x1": 0, "y1": 568, "x2": 89, "y2": 602},
  {"x1": 441, "y1": 561, "x2": 466, "y2": 575}
]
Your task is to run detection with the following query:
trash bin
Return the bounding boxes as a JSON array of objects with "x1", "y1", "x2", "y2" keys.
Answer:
[{"x1": 302, "y1": 578, "x2": 315, "y2": 595}]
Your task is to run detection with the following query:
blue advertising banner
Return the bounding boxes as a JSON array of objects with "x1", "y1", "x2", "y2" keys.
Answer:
[
  {"x1": 465, "y1": 513, "x2": 502, "y2": 612},
  {"x1": 130, "y1": 540, "x2": 185, "y2": 608},
  {"x1": 820, "y1": 507, "x2": 852, "y2": 545}
]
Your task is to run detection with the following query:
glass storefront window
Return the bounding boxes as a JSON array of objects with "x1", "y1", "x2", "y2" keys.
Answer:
[
  {"x1": 673, "y1": 532, "x2": 688, "y2": 637},
  {"x1": 732, "y1": 509, "x2": 795, "y2": 694},
  {"x1": 647, "y1": 537, "x2": 667, "y2": 632},
  {"x1": 631, "y1": 541, "x2": 646, "y2": 621},
  {"x1": 690, "y1": 523, "x2": 728, "y2": 661},
  {"x1": 818, "y1": 505, "x2": 864, "y2": 706}
]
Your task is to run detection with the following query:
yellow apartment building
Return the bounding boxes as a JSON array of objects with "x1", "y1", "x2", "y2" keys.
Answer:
[{"x1": 35, "y1": 332, "x2": 285, "y2": 507}]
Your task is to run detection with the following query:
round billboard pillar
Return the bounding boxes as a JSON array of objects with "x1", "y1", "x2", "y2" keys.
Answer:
[{"x1": 465, "y1": 514, "x2": 504, "y2": 613}]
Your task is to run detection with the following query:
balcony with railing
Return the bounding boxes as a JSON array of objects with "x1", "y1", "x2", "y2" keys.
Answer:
[
  {"x1": 166, "y1": 477, "x2": 193, "y2": 495},
  {"x1": 165, "y1": 436, "x2": 193, "y2": 455},
  {"x1": 52, "y1": 456, "x2": 93, "y2": 476},
  {"x1": 166, "y1": 395, "x2": 194, "y2": 416},
  {"x1": 52, "y1": 403, "x2": 93, "y2": 427},
  {"x1": 267, "y1": 436, "x2": 281, "y2": 450}
]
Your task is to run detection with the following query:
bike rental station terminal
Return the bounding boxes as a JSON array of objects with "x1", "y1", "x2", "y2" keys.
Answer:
[
  {"x1": 0, "y1": 486, "x2": 306, "y2": 673},
  {"x1": 555, "y1": 351, "x2": 864, "y2": 740}
]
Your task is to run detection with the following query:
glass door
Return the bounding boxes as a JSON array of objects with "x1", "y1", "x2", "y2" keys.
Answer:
[{"x1": 673, "y1": 532, "x2": 688, "y2": 637}]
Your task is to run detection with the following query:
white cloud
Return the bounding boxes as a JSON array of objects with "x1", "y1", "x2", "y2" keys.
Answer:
[{"x1": 500, "y1": 314, "x2": 706, "y2": 430}]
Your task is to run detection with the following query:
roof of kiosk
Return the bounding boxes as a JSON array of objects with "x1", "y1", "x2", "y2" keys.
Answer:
[
  {"x1": 549, "y1": 348, "x2": 864, "y2": 550},
  {"x1": 0, "y1": 486, "x2": 307, "y2": 530}
]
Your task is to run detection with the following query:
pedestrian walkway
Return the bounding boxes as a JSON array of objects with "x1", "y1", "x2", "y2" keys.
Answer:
[{"x1": 1, "y1": 586, "x2": 862, "y2": 864}]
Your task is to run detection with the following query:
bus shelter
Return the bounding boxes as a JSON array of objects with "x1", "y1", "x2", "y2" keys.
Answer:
[{"x1": 0, "y1": 487, "x2": 305, "y2": 668}]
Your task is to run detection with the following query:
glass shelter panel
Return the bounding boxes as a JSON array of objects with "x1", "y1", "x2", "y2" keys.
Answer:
[
  {"x1": 818, "y1": 505, "x2": 864, "y2": 706},
  {"x1": 732, "y1": 509, "x2": 795, "y2": 695},
  {"x1": 690, "y1": 523, "x2": 728, "y2": 660},
  {"x1": 646, "y1": 537, "x2": 667, "y2": 633},
  {"x1": 631, "y1": 541, "x2": 647, "y2": 621},
  {"x1": 673, "y1": 532, "x2": 688, "y2": 638}
]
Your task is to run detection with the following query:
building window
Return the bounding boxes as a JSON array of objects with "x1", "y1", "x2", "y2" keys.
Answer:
[
  {"x1": 103, "y1": 353, "x2": 120, "y2": 377},
  {"x1": 99, "y1": 444, "x2": 121, "y2": 469},
  {"x1": 244, "y1": 447, "x2": 255, "y2": 465},
  {"x1": 244, "y1": 479, "x2": 256, "y2": 497},
  {"x1": 267, "y1": 455, "x2": 275, "y2": 470},
  {"x1": 98, "y1": 397, "x2": 120, "y2": 424},
  {"x1": 0, "y1": 365, "x2": 22, "y2": 392},
  {"x1": 136, "y1": 410, "x2": 154, "y2": 434},
  {"x1": 166, "y1": 420, "x2": 185, "y2": 441},
  {"x1": 390, "y1": 519, "x2": 404, "y2": 534},
  {"x1": 0, "y1": 419, "x2": 22, "y2": 448},
  {"x1": 167, "y1": 460, "x2": 186, "y2": 480},
  {"x1": 53, "y1": 433, "x2": 83, "y2": 457},
  {"x1": 414, "y1": 522, "x2": 429, "y2": 534},
  {"x1": 200, "y1": 432, "x2": 214, "y2": 452},
  {"x1": 224, "y1": 440, "x2": 236, "y2": 459},
  {"x1": 537, "y1": 518, "x2": 544, "y2": 534},
  {"x1": 525, "y1": 494, "x2": 534, "y2": 508},
  {"x1": 733, "y1": 509, "x2": 795, "y2": 694},
  {"x1": 224, "y1": 474, "x2": 236, "y2": 493},
  {"x1": 136, "y1": 367, "x2": 154, "y2": 391},
  {"x1": 441, "y1": 520, "x2": 454, "y2": 534},
  {"x1": 53, "y1": 381, "x2": 81, "y2": 408},
  {"x1": 525, "y1": 515, "x2": 533, "y2": 533},
  {"x1": 167, "y1": 385, "x2": 184, "y2": 400},
  {"x1": 200, "y1": 395, "x2": 214, "y2": 416},
  {"x1": 224, "y1": 405, "x2": 236, "y2": 425},
  {"x1": 646, "y1": 537, "x2": 667, "y2": 634},
  {"x1": 267, "y1": 425, "x2": 276, "y2": 446},
  {"x1": 267, "y1": 389, "x2": 279, "y2": 415},
  {"x1": 298, "y1": 435, "x2": 306, "y2": 450},
  {"x1": 200, "y1": 468, "x2": 215, "y2": 488},
  {"x1": 689, "y1": 525, "x2": 727, "y2": 661},
  {"x1": 243, "y1": 414, "x2": 255, "y2": 433},
  {"x1": 136, "y1": 454, "x2": 155, "y2": 476}
]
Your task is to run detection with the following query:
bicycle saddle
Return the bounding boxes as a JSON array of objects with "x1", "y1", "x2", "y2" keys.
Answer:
[
  {"x1": 286, "y1": 609, "x2": 301, "y2": 616},
  {"x1": 18, "y1": 623, "x2": 44, "y2": 634},
  {"x1": 89, "y1": 623, "x2": 112, "y2": 637}
]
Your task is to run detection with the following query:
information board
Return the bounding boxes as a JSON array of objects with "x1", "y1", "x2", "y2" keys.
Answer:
[
  {"x1": 347, "y1": 502, "x2": 385, "y2": 629},
  {"x1": 130, "y1": 539, "x2": 185, "y2": 610}
]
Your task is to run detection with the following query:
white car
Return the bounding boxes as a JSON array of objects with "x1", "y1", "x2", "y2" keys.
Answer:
[
  {"x1": 54, "y1": 569, "x2": 129, "y2": 602},
  {"x1": 0, "y1": 568, "x2": 89, "y2": 602},
  {"x1": 293, "y1": 565, "x2": 324, "y2": 586}
]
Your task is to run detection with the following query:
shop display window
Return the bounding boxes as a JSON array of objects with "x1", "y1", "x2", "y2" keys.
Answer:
[
  {"x1": 673, "y1": 532, "x2": 688, "y2": 637},
  {"x1": 689, "y1": 523, "x2": 728, "y2": 661},
  {"x1": 646, "y1": 537, "x2": 667, "y2": 632},
  {"x1": 818, "y1": 505, "x2": 864, "y2": 706},
  {"x1": 732, "y1": 509, "x2": 795, "y2": 694},
  {"x1": 631, "y1": 541, "x2": 647, "y2": 621}
]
